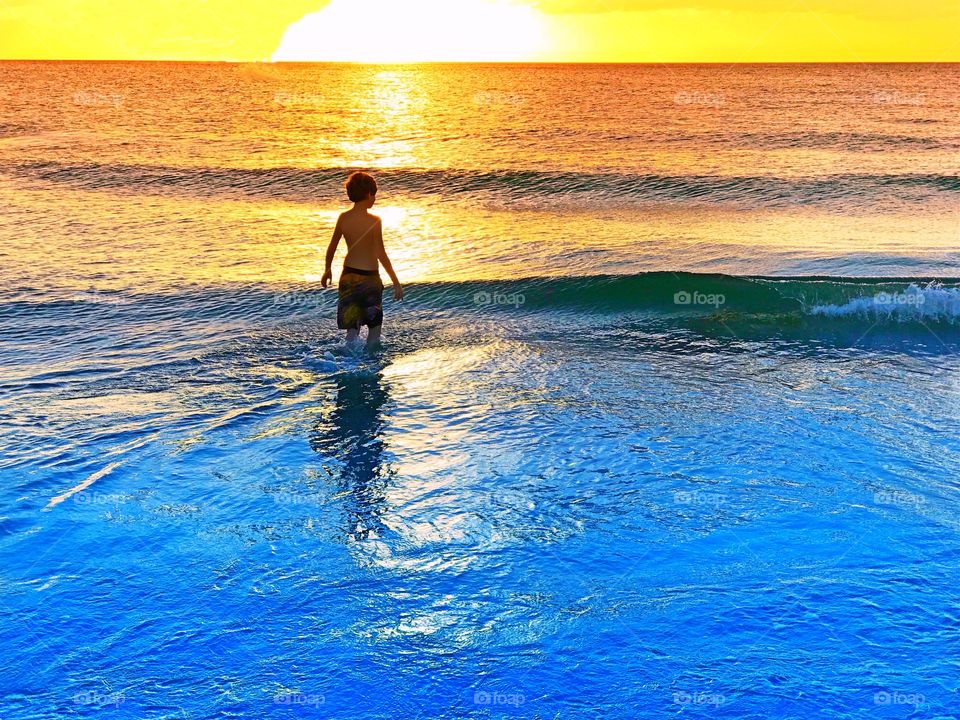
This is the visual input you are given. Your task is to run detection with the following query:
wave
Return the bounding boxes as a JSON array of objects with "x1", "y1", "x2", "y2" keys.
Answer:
[
  {"x1": 406, "y1": 273, "x2": 960, "y2": 322},
  {"x1": 513, "y1": 126, "x2": 957, "y2": 151},
  {"x1": 655, "y1": 130, "x2": 958, "y2": 152},
  {"x1": 3, "y1": 275, "x2": 956, "y2": 363},
  {"x1": 809, "y1": 283, "x2": 960, "y2": 321},
  {"x1": 745, "y1": 130, "x2": 957, "y2": 152},
  {"x1": 7, "y1": 161, "x2": 960, "y2": 208},
  {"x1": 7, "y1": 274, "x2": 957, "y2": 334}
]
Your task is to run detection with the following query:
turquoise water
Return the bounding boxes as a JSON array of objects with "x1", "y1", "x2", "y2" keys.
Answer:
[{"x1": 1, "y1": 63, "x2": 959, "y2": 717}]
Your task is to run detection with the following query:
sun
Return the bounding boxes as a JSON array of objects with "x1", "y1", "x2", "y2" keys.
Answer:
[{"x1": 272, "y1": 0, "x2": 548, "y2": 62}]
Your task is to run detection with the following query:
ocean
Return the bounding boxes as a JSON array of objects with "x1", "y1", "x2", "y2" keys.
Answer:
[{"x1": 1, "y1": 62, "x2": 958, "y2": 718}]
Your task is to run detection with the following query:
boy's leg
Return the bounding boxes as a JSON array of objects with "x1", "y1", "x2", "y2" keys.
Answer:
[
  {"x1": 366, "y1": 324, "x2": 382, "y2": 349},
  {"x1": 345, "y1": 329, "x2": 360, "y2": 345}
]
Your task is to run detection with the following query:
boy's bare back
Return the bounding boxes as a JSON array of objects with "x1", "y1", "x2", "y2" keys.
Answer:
[{"x1": 336, "y1": 208, "x2": 382, "y2": 273}]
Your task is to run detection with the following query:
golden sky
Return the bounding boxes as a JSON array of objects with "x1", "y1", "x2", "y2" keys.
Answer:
[{"x1": 1, "y1": 0, "x2": 958, "y2": 61}]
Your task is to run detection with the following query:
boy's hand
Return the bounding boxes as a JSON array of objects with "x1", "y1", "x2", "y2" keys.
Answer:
[
  {"x1": 393, "y1": 283, "x2": 404, "y2": 301},
  {"x1": 320, "y1": 269, "x2": 332, "y2": 288}
]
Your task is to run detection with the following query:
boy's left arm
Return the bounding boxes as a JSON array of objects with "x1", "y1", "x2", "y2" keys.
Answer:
[{"x1": 375, "y1": 221, "x2": 404, "y2": 301}]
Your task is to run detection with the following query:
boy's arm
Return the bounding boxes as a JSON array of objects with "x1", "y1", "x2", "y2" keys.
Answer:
[
  {"x1": 375, "y1": 220, "x2": 404, "y2": 300},
  {"x1": 321, "y1": 216, "x2": 343, "y2": 287}
]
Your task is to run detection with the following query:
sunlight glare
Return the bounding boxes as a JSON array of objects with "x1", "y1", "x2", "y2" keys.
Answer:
[{"x1": 273, "y1": 0, "x2": 547, "y2": 62}]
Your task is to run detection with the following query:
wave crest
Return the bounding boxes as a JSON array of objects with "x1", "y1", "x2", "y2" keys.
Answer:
[
  {"x1": 810, "y1": 283, "x2": 960, "y2": 321},
  {"x1": 8, "y1": 161, "x2": 960, "y2": 209}
]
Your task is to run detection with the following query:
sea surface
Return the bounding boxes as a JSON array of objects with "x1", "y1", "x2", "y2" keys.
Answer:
[{"x1": 0, "y1": 62, "x2": 958, "y2": 718}]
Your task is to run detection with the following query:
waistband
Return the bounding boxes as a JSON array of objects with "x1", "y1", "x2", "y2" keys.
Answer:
[{"x1": 342, "y1": 265, "x2": 379, "y2": 277}]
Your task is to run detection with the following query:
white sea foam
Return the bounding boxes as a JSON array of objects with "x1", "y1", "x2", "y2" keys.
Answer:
[{"x1": 809, "y1": 283, "x2": 960, "y2": 321}]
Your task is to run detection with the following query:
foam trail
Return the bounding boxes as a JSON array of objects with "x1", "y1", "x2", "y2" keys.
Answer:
[{"x1": 809, "y1": 283, "x2": 960, "y2": 321}]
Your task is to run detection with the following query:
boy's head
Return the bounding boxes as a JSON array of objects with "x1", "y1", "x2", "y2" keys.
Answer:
[{"x1": 345, "y1": 171, "x2": 378, "y2": 205}]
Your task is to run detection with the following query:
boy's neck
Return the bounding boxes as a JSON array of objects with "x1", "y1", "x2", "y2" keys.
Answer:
[{"x1": 351, "y1": 203, "x2": 369, "y2": 213}]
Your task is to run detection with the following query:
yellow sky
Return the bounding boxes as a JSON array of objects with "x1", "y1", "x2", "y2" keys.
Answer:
[{"x1": 1, "y1": 0, "x2": 957, "y2": 61}]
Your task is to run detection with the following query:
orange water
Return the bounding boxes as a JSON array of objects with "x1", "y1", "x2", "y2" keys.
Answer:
[{"x1": 1, "y1": 62, "x2": 957, "y2": 293}]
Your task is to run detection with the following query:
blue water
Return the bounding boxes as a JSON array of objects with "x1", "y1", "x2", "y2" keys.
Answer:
[{"x1": 1, "y1": 275, "x2": 959, "y2": 718}]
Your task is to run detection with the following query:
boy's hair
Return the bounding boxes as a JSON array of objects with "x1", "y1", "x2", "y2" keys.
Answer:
[{"x1": 345, "y1": 172, "x2": 378, "y2": 202}]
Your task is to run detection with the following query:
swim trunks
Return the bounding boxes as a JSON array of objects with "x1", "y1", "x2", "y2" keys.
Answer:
[{"x1": 337, "y1": 266, "x2": 384, "y2": 330}]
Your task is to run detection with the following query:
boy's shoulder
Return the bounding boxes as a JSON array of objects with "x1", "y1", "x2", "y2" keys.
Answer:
[{"x1": 338, "y1": 209, "x2": 379, "y2": 221}]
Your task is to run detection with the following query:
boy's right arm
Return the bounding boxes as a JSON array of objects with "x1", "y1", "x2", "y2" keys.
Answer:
[{"x1": 321, "y1": 216, "x2": 343, "y2": 288}]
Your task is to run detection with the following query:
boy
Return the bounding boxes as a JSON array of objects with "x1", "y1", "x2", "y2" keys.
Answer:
[{"x1": 321, "y1": 172, "x2": 404, "y2": 349}]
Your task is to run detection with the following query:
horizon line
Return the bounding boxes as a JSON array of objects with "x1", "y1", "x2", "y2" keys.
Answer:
[{"x1": 2, "y1": 59, "x2": 958, "y2": 64}]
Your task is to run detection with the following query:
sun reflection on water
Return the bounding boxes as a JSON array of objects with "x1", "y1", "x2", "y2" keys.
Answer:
[{"x1": 334, "y1": 70, "x2": 425, "y2": 169}]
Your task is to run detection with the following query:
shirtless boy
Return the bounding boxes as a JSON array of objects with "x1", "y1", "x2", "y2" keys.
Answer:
[{"x1": 321, "y1": 172, "x2": 404, "y2": 349}]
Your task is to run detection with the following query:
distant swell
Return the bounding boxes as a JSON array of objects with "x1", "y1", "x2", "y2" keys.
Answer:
[
  {"x1": 8, "y1": 161, "x2": 960, "y2": 208},
  {"x1": 660, "y1": 130, "x2": 958, "y2": 152}
]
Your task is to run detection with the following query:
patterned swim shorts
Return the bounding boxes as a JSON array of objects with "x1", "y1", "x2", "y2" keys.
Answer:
[{"x1": 337, "y1": 266, "x2": 384, "y2": 330}]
